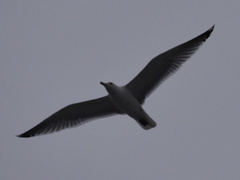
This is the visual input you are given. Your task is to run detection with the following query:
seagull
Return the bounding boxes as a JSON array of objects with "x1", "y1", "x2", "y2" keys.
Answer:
[{"x1": 18, "y1": 26, "x2": 214, "y2": 138}]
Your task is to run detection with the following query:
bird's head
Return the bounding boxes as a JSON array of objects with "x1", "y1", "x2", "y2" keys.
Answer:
[
  {"x1": 100, "y1": 81, "x2": 114, "y2": 86},
  {"x1": 100, "y1": 82, "x2": 119, "y2": 94}
]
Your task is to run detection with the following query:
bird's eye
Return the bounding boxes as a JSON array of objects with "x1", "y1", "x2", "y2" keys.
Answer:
[{"x1": 109, "y1": 82, "x2": 113, "y2": 85}]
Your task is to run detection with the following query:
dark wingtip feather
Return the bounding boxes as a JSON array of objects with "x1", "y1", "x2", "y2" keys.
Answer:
[
  {"x1": 17, "y1": 135, "x2": 27, "y2": 138},
  {"x1": 205, "y1": 25, "x2": 215, "y2": 40},
  {"x1": 210, "y1": 25, "x2": 215, "y2": 32},
  {"x1": 17, "y1": 132, "x2": 32, "y2": 138}
]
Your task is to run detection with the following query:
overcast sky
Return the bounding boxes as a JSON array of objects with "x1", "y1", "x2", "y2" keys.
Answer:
[{"x1": 1, "y1": 1, "x2": 240, "y2": 180}]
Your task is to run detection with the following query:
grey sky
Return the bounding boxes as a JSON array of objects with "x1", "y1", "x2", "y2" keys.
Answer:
[{"x1": 1, "y1": 1, "x2": 240, "y2": 180}]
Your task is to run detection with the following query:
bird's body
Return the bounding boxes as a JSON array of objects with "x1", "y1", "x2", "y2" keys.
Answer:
[
  {"x1": 100, "y1": 82, "x2": 156, "y2": 129},
  {"x1": 18, "y1": 26, "x2": 214, "y2": 138}
]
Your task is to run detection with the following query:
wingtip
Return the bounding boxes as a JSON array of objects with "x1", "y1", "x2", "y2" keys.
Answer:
[
  {"x1": 17, "y1": 132, "x2": 32, "y2": 138},
  {"x1": 17, "y1": 134, "x2": 27, "y2": 138},
  {"x1": 209, "y1": 25, "x2": 215, "y2": 32},
  {"x1": 201, "y1": 25, "x2": 215, "y2": 41}
]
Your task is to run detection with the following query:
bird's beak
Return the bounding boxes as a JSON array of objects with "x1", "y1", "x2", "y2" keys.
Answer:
[{"x1": 100, "y1": 82, "x2": 106, "y2": 86}]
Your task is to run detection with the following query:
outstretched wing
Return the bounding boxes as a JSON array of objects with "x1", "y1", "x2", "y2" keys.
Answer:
[
  {"x1": 18, "y1": 96, "x2": 121, "y2": 138},
  {"x1": 126, "y1": 26, "x2": 214, "y2": 104}
]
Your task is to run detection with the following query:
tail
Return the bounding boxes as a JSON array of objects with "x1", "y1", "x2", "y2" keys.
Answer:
[{"x1": 135, "y1": 108, "x2": 157, "y2": 130}]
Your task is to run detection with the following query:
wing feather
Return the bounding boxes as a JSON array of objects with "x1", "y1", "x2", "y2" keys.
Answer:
[
  {"x1": 126, "y1": 26, "x2": 214, "y2": 104},
  {"x1": 17, "y1": 96, "x2": 121, "y2": 137}
]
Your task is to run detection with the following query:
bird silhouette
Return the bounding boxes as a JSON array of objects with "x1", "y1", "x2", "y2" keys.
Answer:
[{"x1": 18, "y1": 26, "x2": 214, "y2": 138}]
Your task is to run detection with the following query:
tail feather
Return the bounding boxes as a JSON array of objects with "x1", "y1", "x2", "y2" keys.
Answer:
[{"x1": 135, "y1": 108, "x2": 157, "y2": 130}]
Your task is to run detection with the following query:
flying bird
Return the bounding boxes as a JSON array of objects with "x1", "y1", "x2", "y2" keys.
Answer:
[{"x1": 18, "y1": 26, "x2": 214, "y2": 138}]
